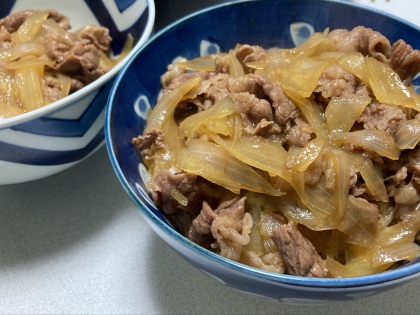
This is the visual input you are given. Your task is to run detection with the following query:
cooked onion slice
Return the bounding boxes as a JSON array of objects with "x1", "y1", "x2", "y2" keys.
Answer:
[
  {"x1": 178, "y1": 96, "x2": 235, "y2": 140},
  {"x1": 372, "y1": 243, "x2": 420, "y2": 268},
  {"x1": 175, "y1": 55, "x2": 216, "y2": 72},
  {"x1": 174, "y1": 139, "x2": 282, "y2": 196},
  {"x1": 360, "y1": 158, "x2": 388, "y2": 202},
  {"x1": 293, "y1": 138, "x2": 325, "y2": 172},
  {"x1": 206, "y1": 132, "x2": 288, "y2": 178},
  {"x1": 229, "y1": 49, "x2": 245, "y2": 78},
  {"x1": 394, "y1": 119, "x2": 420, "y2": 150},
  {"x1": 332, "y1": 129, "x2": 400, "y2": 160},
  {"x1": 366, "y1": 57, "x2": 418, "y2": 109},
  {"x1": 282, "y1": 57, "x2": 329, "y2": 97},
  {"x1": 337, "y1": 195, "x2": 379, "y2": 247},
  {"x1": 337, "y1": 52, "x2": 369, "y2": 84},
  {"x1": 325, "y1": 95, "x2": 371, "y2": 132},
  {"x1": 145, "y1": 77, "x2": 201, "y2": 133}
]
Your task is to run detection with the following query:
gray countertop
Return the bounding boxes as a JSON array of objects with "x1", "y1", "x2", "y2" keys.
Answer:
[{"x1": 1, "y1": 0, "x2": 420, "y2": 314}]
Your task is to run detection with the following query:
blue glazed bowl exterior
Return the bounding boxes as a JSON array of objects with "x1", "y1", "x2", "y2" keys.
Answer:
[
  {"x1": 0, "y1": 0, "x2": 155, "y2": 184},
  {"x1": 106, "y1": 0, "x2": 420, "y2": 304}
]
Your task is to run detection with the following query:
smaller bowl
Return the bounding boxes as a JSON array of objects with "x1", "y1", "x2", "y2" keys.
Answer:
[
  {"x1": 0, "y1": 0, "x2": 155, "y2": 184},
  {"x1": 106, "y1": 0, "x2": 420, "y2": 305}
]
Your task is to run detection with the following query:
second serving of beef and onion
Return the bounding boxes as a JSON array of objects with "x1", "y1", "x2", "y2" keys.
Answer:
[
  {"x1": 0, "y1": 9, "x2": 132, "y2": 119},
  {"x1": 133, "y1": 26, "x2": 420, "y2": 278}
]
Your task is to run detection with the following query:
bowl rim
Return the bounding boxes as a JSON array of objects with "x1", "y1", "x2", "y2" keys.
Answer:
[
  {"x1": 0, "y1": 0, "x2": 155, "y2": 130},
  {"x1": 105, "y1": 0, "x2": 420, "y2": 288}
]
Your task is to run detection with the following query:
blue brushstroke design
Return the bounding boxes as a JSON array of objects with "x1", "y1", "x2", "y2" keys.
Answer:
[
  {"x1": 115, "y1": 0, "x2": 136, "y2": 12},
  {"x1": 0, "y1": 129, "x2": 104, "y2": 165},
  {"x1": 11, "y1": 82, "x2": 112, "y2": 137}
]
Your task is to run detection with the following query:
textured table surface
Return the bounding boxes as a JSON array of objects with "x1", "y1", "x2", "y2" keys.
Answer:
[{"x1": 1, "y1": 0, "x2": 420, "y2": 314}]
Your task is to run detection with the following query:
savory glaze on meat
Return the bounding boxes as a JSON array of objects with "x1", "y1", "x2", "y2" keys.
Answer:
[
  {"x1": 133, "y1": 26, "x2": 420, "y2": 278},
  {"x1": 0, "y1": 9, "x2": 131, "y2": 119}
]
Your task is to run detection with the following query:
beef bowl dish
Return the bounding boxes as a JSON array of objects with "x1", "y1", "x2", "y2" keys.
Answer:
[
  {"x1": 0, "y1": 0, "x2": 154, "y2": 184},
  {"x1": 105, "y1": 0, "x2": 420, "y2": 304}
]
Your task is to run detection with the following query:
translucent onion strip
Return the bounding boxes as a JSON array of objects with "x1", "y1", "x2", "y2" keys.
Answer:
[
  {"x1": 366, "y1": 57, "x2": 418, "y2": 109},
  {"x1": 174, "y1": 139, "x2": 282, "y2": 196},
  {"x1": 281, "y1": 57, "x2": 329, "y2": 97},
  {"x1": 145, "y1": 77, "x2": 201, "y2": 133},
  {"x1": 337, "y1": 195, "x2": 379, "y2": 247},
  {"x1": 332, "y1": 129, "x2": 400, "y2": 160},
  {"x1": 229, "y1": 49, "x2": 245, "y2": 78},
  {"x1": 266, "y1": 48, "x2": 292, "y2": 79},
  {"x1": 394, "y1": 119, "x2": 420, "y2": 150},
  {"x1": 15, "y1": 65, "x2": 44, "y2": 112},
  {"x1": 284, "y1": 91, "x2": 328, "y2": 141},
  {"x1": 14, "y1": 11, "x2": 49, "y2": 42},
  {"x1": 325, "y1": 95, "x2": 371, "y2": 132},
  {"x1": 175, "y1": 55, "x2": 216, "y2": 72},
  {"x1": 360, "y1": 158, "x2": 389, "y2": 202},
  {"x1": 371, "y1": 243, "x2": 420, "y2": 268},
  {"x1": 206, "y1": 132, "x2": 288, "y2": 178},
  {"x1": 337, "y1": 52, "x2": 369, "y2": 84},
  {"x1": 330, "y1": 149, "x2": 350, "y2": 222},
  {"x1": 178, "y1": 96, "x2": 235, "y2": 140},
  {"x1": 0, "y1": 42, "x2": 45, "y2": 61},
  {"x1": 293, "y1": 138, "x2": 325, "y2": 172},
  {"x1": 291, "y1": 31, "x2": 336, "y2": 58}
]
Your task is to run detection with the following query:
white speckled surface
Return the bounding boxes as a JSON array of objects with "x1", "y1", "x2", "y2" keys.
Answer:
[{"x1": 1, "y1": 0, "x2": 420, "y2": 314}]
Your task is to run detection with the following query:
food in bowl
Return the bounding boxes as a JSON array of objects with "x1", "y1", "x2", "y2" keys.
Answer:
[
  {"x1": 0, "y1": 9, "x2": 131, "y2": 119},
  {"x1": 133, "y1": 26, "x2": 420, "y2": 278}
]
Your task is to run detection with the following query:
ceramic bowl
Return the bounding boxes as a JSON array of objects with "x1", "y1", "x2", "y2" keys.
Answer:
[
  {"x1": 105, "y1": 0, "x2": 420, "y2": 304},
  {"x1": 0, "y1": 0, "x2": 154, "y2": 184}
]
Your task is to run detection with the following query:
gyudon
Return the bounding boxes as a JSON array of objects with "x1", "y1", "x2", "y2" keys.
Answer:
[
  {"x1": 0, "y1": 9, "x2": 132, "y2": 119},
  {"x1": 133, "y1": 26, "x2": 420, "y2": 278}
]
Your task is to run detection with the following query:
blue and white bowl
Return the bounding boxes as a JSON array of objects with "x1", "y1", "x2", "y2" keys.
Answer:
[
  {"x1": 0, "y1": 0, "x2": 155, "y2": 184},
  {"x1": 106, "y1": 0, "x2": 420, "y2": 304}
]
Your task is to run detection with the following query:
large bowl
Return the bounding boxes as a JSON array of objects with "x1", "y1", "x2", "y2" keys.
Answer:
[
  {"x1": 105, "y1": 0, "x2": 420, "y2": 304},
  {"x1": 0, "y1": 0, "x2": 155, "y2": 184}
]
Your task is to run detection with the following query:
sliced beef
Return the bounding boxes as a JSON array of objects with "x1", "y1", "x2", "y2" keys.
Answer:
[
  {"x1": 41, "y1": 74, "x2": 62, "y2": 102},
  {"x1": 225, "y1": 74, "x2": 296, "y2": 136},
  {"x1": 78, "y1": 25, "x2": 112, "y2": 52},
  {"x1": 209, "y1": 195, "x2": 252, "y2": 261},
  {"x1": 40, "y1": 23, "x2": 112, "y2": 86},
  {"x1": 132, "y1": 129, "x2": 165, "y2": 161},
  {"x1": 241, "y1": 251, "x2": 285, "y2": 274},
  {"x1": 271, "y1": 222, "x2": 329, "y2": 277},
  {"x1": 235, "y1": 44, "x2": 267, "y2": 64},
  {"x1": 167, "y1": 210, "x2": 194, "y2": 238},
  {"x1": 252, "y1": 74, "x2": 298, "y2": 126},
  {"x1": 231, "y1": 92, "x2": 280, "y2": 136},
  {"x1": 194, "y1": 73, "x2": 230, "y2": 103},
  {"x1": 188, "y1": 193, "x2": 244, "y2": 246},
  {"x1": 0, "y1": 26, "x2": 13, "y2": 51},
  {"x1": 211, "y1": 53, "x2": 230, "y2": 73},
  {"x1": 148, "y1": 170, "x2": 205, "y2": 215},
  {"x1": 188, "y1": 194, "x2": 252, "y2": 255},
  {"x1": 160, "y1": 58, "x2": 188, "y2": 88},
  {"x1": 188, "y1": 201, "x2": 216, "y2": 246},
  {"x1": 388, "y1": 39, "x2": 420, "y2": 85},
  {"x1": 394, "y1": 183, "x2": 419, "y2": 206},
  {"x1": 314, "y1": 63, "x2": 369, "y2": 99},
  {"x1": 283, "y1": 116, "x2": 313, "y2": 147},
  {"x1": 357, "y1": 101, "x2": 406, "y2": 135},
  {"x1": 327, "y1": 26, "x2": 391, "y2": 63},
  {"x1": 166, "y1": 71, "x2": 209, "y2": 91},
  {"x1": 0, "y1": 9, "x2": 70, "y2": 33}
]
